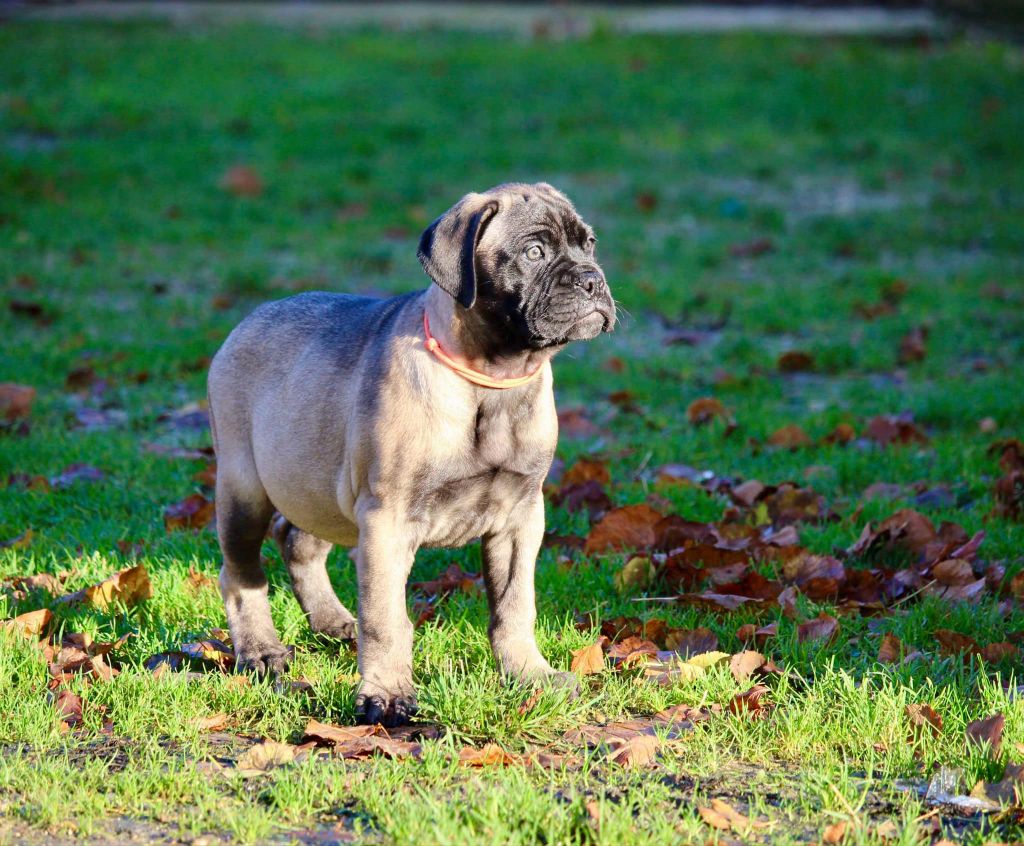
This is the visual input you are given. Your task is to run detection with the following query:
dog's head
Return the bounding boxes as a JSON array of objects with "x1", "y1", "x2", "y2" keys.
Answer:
[{"x1": 418, "y1": 183, "x2": 615, "y2": 353}]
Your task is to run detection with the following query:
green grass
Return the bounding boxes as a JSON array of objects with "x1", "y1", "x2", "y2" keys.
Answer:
[{"x1": 2, "y1": 19, "x2": 1024, "y2": 845}]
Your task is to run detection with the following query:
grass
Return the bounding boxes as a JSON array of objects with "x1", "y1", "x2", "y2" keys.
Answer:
[{"x1": 2, "y1": 18, "x2": 1024, "y2": 845}]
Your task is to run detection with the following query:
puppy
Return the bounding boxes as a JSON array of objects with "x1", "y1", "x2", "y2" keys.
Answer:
[{"x1": 208, "y1": 182, "x2": 615, "y2": 725}]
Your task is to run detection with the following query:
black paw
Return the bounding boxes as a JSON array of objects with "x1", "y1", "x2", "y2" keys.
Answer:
[
  {"x1": 355, "y1": 692, "x2": 418, "y2": 728},
  {"x1": 312, "y1": 618, "x2": 358, "y2": 642},
  {"x1": 235, "y1": 644, "x2": 294, "y2": 676}
]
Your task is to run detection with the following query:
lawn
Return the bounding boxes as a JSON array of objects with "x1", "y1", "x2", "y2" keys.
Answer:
[{"x1": 2, "y1": 18, "x2": 1024, "y2": 845}]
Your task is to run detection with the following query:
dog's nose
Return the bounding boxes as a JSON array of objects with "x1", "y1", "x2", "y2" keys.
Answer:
[{"x1": 575, "y1": 269, "x2": 603, "y2": 296}]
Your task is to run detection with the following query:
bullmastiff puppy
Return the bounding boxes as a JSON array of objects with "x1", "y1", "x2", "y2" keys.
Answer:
[{"x1": 208, "y1": 182, "x2": 615, "y2": 726}]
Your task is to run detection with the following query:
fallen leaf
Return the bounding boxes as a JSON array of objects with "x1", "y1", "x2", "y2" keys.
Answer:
[
  {"x1": 220, "y1": 164, "x2": 263, "y2": 198},
  {"x1": 180, "y1": 638, "x2": 234, "y2": 670},
  {"x1": 2, "y1": 608, "x2": 53, "y2": 639},
  {"x1": 698, "y1": 798, "x2": 761, "y2": 831},
  {"x1": 935, "y1": 629, "x2": 980, "y2": 657},
  {"x1": 570, "y1": 639, "x2": 606, "y2": 675},
  {"x1": 729, "y1": 684, "x2": 771, "y2": 719},
  {"x1": 777, "y1": 350, "x2": 814, "y2": 373},
  {"x1": 164, "y1": 494, "x2": 216, "y2": 532},
  {"x1": 187, "y1": 565, "x2": 217, "y2": 592},
  {"x1": 235, "y1": 740, "x2": 303, "y2": 777},
  {"x1": 864, "y1": 415, "x2": 929, "y2": 447},
  {"x1": 877, "y1": 633, "x2": 904, "y2": 664},
  {"x1": 686, "y1": 397, "x2": 733, "y2": 427},
  {"x1": 410, "y1": 564, "x2": 482, "y2": 598},
  {"x1": 562, "y1": 458, "x2": 610, "y2": 487},
  {"x1": 303, "y1": 720, "x2": 378, "y2": 745},
  {"x1": 874, "y1": 820, "x2": 900, "y2": 840},
  {"x1": 824, "y1": 422, "x2": 857, "y2": 444},
  {"x1": 606, "y1": 733, "x2": 659, "y2": 768},
  {"x1": 823, "y1": 820, "x2": 848, "y2": 843},
  {"x1": 57, "y1": 564, "x2": 153, "y2": 611},
  {"x1": 458, "y1": 743, "x2": 521, "y2": 767},
  {"x1": 767, "y1": 424, "x2": 812, "y2": 450},
  {"x1": 897, "y1": 325, "x2": 928, "y2": 364},
  {"x1": 966, "y1": 713, "x2": 1004, "y2": 757},
  {"x1": 906, "y1": 703, "x2": 943, "y2": 739},
  {"x1": 612, "y1": 555, "x2": 655, "y2": 593},
  {"x1": 729, "y1": 650, "x2": 766, "y2": 682},
  {"x1": 192, "y1": 713, "x2": 230, "y2": 732},
  {"x1": 0, "y1": 383, "x2": 35, "y2": 423},
  {"x1": 664, "y1": 627, "x2": 719, "y2": 658},
  {"x1": 798, "y1": 612, "x2": 839, "y2": 645},
  {"x1": 52, "y1": 687, "x2": 83, "y2": 729},
  {"x1": 584, "y1": 504, "x2": 663, "y2": 555},
  {"x1": 606, "y1": 636, "x2": 659, "y2": 667},
  {"x1": 557, "y1": 407, "x2": 601, "y2": 439}
]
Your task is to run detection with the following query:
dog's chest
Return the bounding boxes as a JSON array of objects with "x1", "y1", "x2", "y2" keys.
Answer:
[{"x1": 415, "y1": 395, "x2": 551, "y2": 547}]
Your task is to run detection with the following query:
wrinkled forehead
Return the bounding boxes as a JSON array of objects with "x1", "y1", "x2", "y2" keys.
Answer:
[{"x1": 484, "y1": 186, "x2": 594, "y2": 249}]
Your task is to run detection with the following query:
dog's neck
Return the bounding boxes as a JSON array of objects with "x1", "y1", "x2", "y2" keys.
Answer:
[{"x1": 423, "y1": 288, "x2": 558, "y2": 382}]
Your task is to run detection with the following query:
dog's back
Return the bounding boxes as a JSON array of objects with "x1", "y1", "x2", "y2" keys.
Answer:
[{"x1": 208, "y1": 290, "x2": 422, "y2": 545}]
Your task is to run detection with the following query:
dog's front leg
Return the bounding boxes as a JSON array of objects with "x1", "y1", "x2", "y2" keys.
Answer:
[
  {"x1": 353, "y1": 504, "x2": 417, "y2": 727},
  {"x1": 483, "y1": 492, "x2": 576, "y2": 690}
]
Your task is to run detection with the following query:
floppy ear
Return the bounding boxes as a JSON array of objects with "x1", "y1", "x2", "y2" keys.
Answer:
[{"x1": 417, "y1": 194, "x2": 499, "y2": 309}]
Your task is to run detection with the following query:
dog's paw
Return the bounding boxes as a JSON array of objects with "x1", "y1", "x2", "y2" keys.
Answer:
[
  {"x1": 234, "y1": 643, "x2": 294, "y2": 676},
  {"x1": 355, "y1": 683, "x2": 418, "y2": 727},
  {"x1": 311, "y1": 616, "x2": 358, "y2": 642}
]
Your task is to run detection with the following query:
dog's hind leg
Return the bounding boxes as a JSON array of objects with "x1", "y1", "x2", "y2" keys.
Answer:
[
  {"x1": 272, "y1": 515, "x2": 357, "y2": 641},
  {"x1": 216, "y1": 467, "x2": 293, "y2": 675}
]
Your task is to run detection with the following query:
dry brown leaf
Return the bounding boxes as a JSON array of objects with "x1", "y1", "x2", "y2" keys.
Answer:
[
  {"x1": 583, "y1": 504, "x2": 663, "y2": 555},
  {"x1": 906, "y1": 703, "x2": 943, "y2": 739},
  {"x1": 458, "y1": 743, "x2": 521, "y2": 767},
  {"x1": 966, "y1": 713, "x2": 1005, "y2": 757},
  {"x1": 767, "y1": 424, "x2": 812, "y2": 450},
  {"x1": 823, "y1": 820, "x2": 848, "y2": 843},
  {"x1": 898, "y1": 325, "x2": 928, "y2": 364},
  {"x1": 2, "y1": 608, "x2": 53, "y2": 639},
  {"x1": 798, "y1": 612, "x2": 839, "y2": 645},
  {"x1": 410, "y1": 564, "x2": 482, "y2": 599},
  {"x1": 935, "y1": 629, "x2": 980, "y2": 657},
  {"x1": 606, "y1": 734, "x2": 659, "y2": 768},
  {"x1": 53, "y1": 687, "x2": 83, "y2": 729},
  {"x1": 164, "y1": 494, "x2": 216, "y2": 532},
  {"x1": 729, "y1": 684, "x2": 771, "y2": 719},
  {"x1": 823, "y1": 422, "x2": 857, "y2": 444},
  {"x1": 220, "y1": 164, "x2": 263, "y2": 197},
  {"x1": 864, "y1": 415, "x2": 929, "y2": 447},
  {"x1": 235, "y1": 740, "x2": 302, "y2": 777},
  {"x1": 777, "y1": 350, "x2": 815, "y2": 373},
  {"x1": 729, "y1": 650, "x2": 766, "y2": 682},
  {"x1": 192, "y1": 713, "x2": 230, "y2": 732},
  {"x1": 877, "y1": 633, "x2": 904, "y2": 664},
  {"x1": 612, "y1": 555, "x2": 655, "y2": 593},
  {"x1": 562, "y1": 458, "x2": 610, "y2": 487},
  {"x1": 686, "y1": 396, "x2": 733, "y2": 427},
  {"x1": 187, "y1": 565, "x2": 217, "y2": 592},
  {"x1": 570, "y1": 639, "x2": 606, "y2": 675},
  {"x1": 302, "y1": 720, "x2": 378, "y2": 745},
  {"x1": 0, "y1": 383, "x2": 35, "y2": 422},
  {"x1": 57, "y1": 564, "x2": 153, "y2": 611},
  {"x1": 664, "y1": 627, "x2": 718, "y2": 658}
]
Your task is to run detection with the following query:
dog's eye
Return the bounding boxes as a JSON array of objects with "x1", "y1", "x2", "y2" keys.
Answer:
[{"x1": 525, "y1": 245, "x2": 544, "y2": 261}]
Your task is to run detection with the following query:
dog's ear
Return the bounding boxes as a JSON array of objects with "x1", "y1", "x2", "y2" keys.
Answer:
[{"x1": 417, "y1": 194, "x2": 499, "y2": 309}]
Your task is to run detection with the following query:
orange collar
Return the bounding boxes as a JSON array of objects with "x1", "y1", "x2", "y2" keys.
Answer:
[{"x1": 422, "y1": 312, "x2": 543, "y2": 390}]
